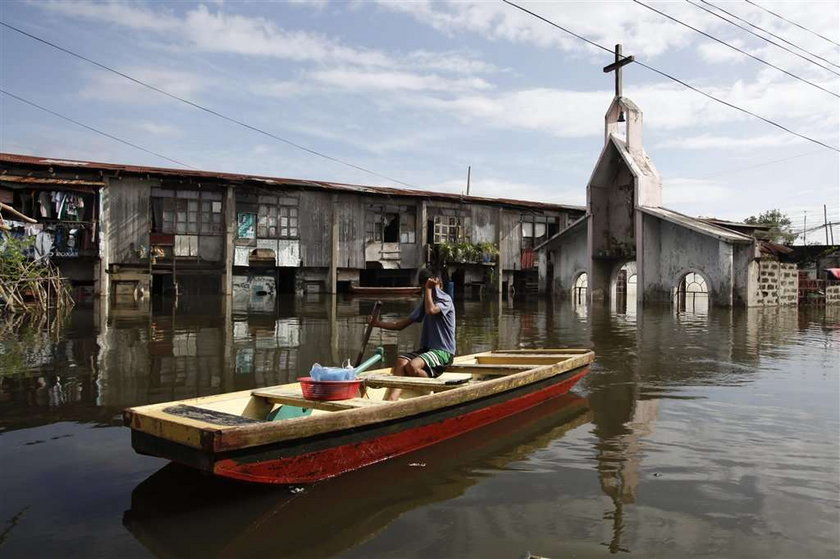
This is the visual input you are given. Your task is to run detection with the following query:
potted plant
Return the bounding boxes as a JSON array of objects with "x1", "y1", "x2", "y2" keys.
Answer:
[{"x1": 478, "y1": 242, "x2": 499, "y2": 263}]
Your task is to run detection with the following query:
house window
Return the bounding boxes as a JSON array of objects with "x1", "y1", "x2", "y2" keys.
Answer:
[
  {"x1": 257, "y1": 195, "x2": 299, "y2": 239},
  {"x1": 400, "y1": 213, "x2": 416, "y2": 244},
  {"x1": 521, "y1": 214, "x2": 557, "y2": 248},
  {"x1": 433, "y1": 214, "x2": 471, "y2": 244},
  {"x1": 155, "y1": 189, "x2": 223, "y2": 235},
  {"x1": 367, "y1": 205, "x2": 415, "y2": 243}
]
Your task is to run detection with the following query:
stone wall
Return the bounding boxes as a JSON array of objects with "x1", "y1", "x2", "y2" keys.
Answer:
[
  {"x1": 753, "y1": 260, "x2": 798, "y2": 307},
  {"x1": 826, "y1": 285, "x2": 840, "y2": 306}
]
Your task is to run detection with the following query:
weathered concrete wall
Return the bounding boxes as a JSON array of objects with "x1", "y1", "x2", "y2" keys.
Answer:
[
  {"x1": 641, "y1": 215, "x2": 732, "y2": 305},
  {"x1": 589, "y1": 145, "x2": 635, "y2": 259},
  {"x1": 826, "y1": 285, "x2": 840, "y2": 305},
  {"x1": 750, "y1": 260, "x2": 798, "y2": 307},
  {"x1": 550, "y1": 225, "x2": 588, "y2": 299},
  {"x1": 105, "y1": 176, "x2": 154, "y2": 266},
  {"x1": 732, "y1": 243, "x2": 755, "y2": 307}
]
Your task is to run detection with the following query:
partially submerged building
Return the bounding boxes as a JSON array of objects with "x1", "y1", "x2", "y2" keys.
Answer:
[
  {"x1": 0, "y1": 153, "x2": 584, "y2": 301},
  {"x1": 535, "y1": 95, "x2": 798, "y2": 308}
]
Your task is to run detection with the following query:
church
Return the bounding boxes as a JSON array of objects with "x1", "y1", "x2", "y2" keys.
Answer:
[{"x1": 535, "y1": 47, "x2": 798, "y2": 309}]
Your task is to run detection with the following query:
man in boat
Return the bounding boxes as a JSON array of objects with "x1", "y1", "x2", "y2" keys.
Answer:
[{"x1": 369, "y1": 268, "x2": 456, "y2": 400}]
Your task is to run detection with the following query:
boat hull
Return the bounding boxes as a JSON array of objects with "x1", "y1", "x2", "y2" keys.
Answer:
[{"x1": 131, "y1": 365, "x2": 590, "y2": 485}]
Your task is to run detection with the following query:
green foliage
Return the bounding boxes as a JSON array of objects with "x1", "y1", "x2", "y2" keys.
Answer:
[
  {"x1": 436, "y1": 241, "x2": 498, "y2": 264},
  {"x1": 1, "y1": 233, "x2": 73, "y2": 313},
  {"x1": 0, "y1": 235, "x2": 37, "y2": 280},
  {"x1": 744, "y1": 209, "x2": 797, "y2": 245}
]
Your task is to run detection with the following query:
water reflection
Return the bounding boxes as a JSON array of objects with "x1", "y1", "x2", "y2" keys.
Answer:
[{"x1": 0, "y1": 296, "x2": 837, "y2": 557}]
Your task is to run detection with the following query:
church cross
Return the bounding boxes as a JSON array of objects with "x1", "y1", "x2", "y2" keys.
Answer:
[{"x1": 603, "y1": 44, "x2": 635, "y2": 98}]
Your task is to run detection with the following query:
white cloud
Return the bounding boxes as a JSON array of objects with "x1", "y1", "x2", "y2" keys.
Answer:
[
  {"x1": 376, "y1": 1, "x2": 696, "y2": 57},
  {"x1": 40, "y1": 0, "x2": 181, "y2": 32},
  {"x1": 662, "y1": 177, "x2": 731, "y2": 206},
  {"x1": 657, "y1": 133, "x2": 805, "y2": 150},
  {"x1": 405, "y1": 51, "x2": 501, "y2": 74},
  {"x1": 38, "y1": 0, "x2": 502, "y2": 76},
  {"x1": 430, "y1": 176, "x2": 582, "y2": 205},
  {"x1": 80, "y1": 68, "x2": 205, "y2": 103},
  {"x1": 132, "y1": 121, "x2": 182, "y2": 136},
  {"x1": 309, "y1": 68, "x2": 493, "y2": 93}
]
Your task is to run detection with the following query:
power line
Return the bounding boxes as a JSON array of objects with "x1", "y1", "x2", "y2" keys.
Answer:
[
  {"x1": 745, "y1": 0, "x2": 840, "y2": 49},
  {"x1": 0, "y1": 21, "x2": 419, "y2": 189},
  {"x1": 697, "y1": 0, "x2": 840, "y2": 70},
  {"x1": 688, "y1": 0, "x2": 840, "y2": 76},
  {"x1": 632, "y1": 0, "x2": 839, "y2": 98},
  {"x1": 500, "y1": 0, "x2": 840, "y2": 153},
  {"x1": 1, "y1": 88, "x2": 197, "y2": 169},
  {"x1": 696, "y1": 149, "x2": 826, "y2": 178}
]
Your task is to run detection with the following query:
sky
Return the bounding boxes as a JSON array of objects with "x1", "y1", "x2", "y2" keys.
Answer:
[{"x1": 1, "y1": 0, "x2": 838, "y2": 243}]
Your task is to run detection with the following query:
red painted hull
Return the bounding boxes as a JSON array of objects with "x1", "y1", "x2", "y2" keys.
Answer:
[{"x1": 213, "y1": 366, "x2": 590, "y2": 484}]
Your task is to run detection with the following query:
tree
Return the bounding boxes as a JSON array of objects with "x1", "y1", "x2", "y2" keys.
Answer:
[{"x1": 744, "y1": 209, "x2": 797, "y2": 245}]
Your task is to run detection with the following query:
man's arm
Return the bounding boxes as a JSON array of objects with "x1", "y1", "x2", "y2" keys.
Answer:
[
  {"x1": 424, "y1": 278, "x2": 442, "y2": 315},
  {"x1": 371, "y1": 316, "x2": 414, "y2": 331}
]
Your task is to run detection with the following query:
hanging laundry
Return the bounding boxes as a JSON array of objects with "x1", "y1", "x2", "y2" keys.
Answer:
[{"x1": 38, "y1": 191, "x2": 52, "y2": 218}]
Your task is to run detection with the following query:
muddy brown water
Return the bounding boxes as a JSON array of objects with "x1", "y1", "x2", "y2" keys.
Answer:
[{"x1": 0, "y1": 295, "x2": 838, "y2": 558}]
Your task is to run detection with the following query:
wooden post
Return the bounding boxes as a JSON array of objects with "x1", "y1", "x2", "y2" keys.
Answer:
[
  {"x1": 328, "y1": 194, "x2": 338, "y2": 293},
  {"x1": 496, "y1": 207, "x2": 503, "y2": 303},
  {"x1": 824, "y1": 205, "x2": 830, "y2": 244},
  {"x1": 223, "y1": 185, "x2": 235, "y2": 296},
  {"x1": 419, "y1": 200, "x2": 428, "y2": 268},
  {"x1": 96, "y1": 185, "x2": 110, "y2": 301}
]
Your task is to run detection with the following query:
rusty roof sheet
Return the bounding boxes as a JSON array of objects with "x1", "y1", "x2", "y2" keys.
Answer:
[
  {"x1": 641, "y1": 206, "x2": 754, "y2": 243},
  {"x1": 1, "y1": 152, "x2": 585, "y2": 212}
]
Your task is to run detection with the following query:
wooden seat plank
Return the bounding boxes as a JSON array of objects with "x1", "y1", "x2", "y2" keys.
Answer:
[
  {"x1": 363, "y1": 374, "x2": 470, "y2": 391},
  {"x1": 251, "y1": 389, "x2": 387, "y2": 412},
  {"x1": 492, "y1": 348, "x2": 591, "y2": 354},
  {"x1": 447, "y1": 364, "x2": 533, "y2": 376},
  {"x1": 477, "y1": 354, "x2": 581, "y2": 365}
]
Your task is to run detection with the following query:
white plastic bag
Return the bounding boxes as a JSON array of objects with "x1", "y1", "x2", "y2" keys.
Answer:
[{"x1": 309, "y1": 362, "x2": 356, "y2": 381}]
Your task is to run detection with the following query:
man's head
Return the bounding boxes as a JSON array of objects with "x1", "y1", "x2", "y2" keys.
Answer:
[{"x1": 417, "y1": 267, "x2": 440, "y2": 287}]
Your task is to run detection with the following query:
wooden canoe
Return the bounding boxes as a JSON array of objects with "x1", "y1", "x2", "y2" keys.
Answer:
[
  {"x1": 123, "y1": 348, "x2": 594, "y2": 485},
  {"x1": 347, "y1": 285, "x2": 421, "y2": 296}
]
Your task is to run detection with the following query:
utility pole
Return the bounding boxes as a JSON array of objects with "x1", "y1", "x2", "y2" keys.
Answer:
[
  {"x1": 466, "y1": 166, "x2": 471, "y2": 197},
  {"x1": 803, "y1": 211, "x2": 807, "y2": 245},
  {"x1": 824, "y1": 205, "x2": 830, "y2": 244}
]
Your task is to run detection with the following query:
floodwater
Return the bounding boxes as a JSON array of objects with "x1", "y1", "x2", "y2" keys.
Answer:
[{"x1": 0, "y1": 294, "x2": 838, "y2": 558}]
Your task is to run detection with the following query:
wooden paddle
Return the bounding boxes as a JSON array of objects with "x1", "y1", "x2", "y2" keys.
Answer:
[
  {"x1": 355, "y1": 300, "x2": 382, "y2": 398},
  {"x1": 355, "y1": 300, "x2": 382, "y2": 368}
]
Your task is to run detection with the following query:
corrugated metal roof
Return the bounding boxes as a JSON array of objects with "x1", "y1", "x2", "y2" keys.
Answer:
[
  {"x1": 1, "y1": 152, "x2": 585, "y2": 213},
  {"x1": 641, "y1": 206, "x2": 754, "y2": 243}
]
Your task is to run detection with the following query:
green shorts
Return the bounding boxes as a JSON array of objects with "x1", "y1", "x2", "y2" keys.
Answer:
[{"x1": 398, "y1": 348, "x2": 454, "y2": 378}]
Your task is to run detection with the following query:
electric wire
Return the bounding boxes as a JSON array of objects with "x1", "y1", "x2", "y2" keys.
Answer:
[
  {"x1": 745, "y1": 0, "x2": 840, "y2": 49},
  {"x1": 687, "y1": 0, "x2": 840, "y2": 75},
  {"x1": 1, "y1": 88, "x2": 198, "y2": 169},
  {"x1": 697, "y1": 0, "x2": 840, "y2": 69},
  {"x1": 696, "y1": 149, "x2": 826, "y2": 178},
  {"x1": 632, "y1": 0, "x2": 839, "y2": 98},
  {"x1": 500, "y1": 0, "x2": 840, "y2": 153},
  {"x1": 0, "y1": 20, "x2": 419, "y2": 189}
]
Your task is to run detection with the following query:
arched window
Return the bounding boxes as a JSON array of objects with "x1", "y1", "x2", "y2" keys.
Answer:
[
  {"x1": 675, "y1": 272, "x2": 708, "y2": 312},
  {"x1": 573, "y1": 272, "x2": 588, "y2": 305}
]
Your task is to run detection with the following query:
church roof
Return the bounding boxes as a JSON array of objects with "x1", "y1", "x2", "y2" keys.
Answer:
[
  {"x1": 639, "y1": 206, "x2": 754, "y2": 243},
  {"x1": 533, "y1": 214, "x2": 589, "y2": 251}
]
